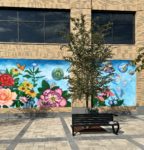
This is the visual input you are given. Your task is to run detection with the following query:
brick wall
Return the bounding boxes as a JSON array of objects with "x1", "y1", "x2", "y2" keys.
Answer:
[{"x1": 0, "y1": 0, "x2": 144, "y2": 107}]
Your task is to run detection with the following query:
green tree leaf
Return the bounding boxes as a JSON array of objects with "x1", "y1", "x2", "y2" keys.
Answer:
[{"x1": 61, "y1": 14, "x2": 114, "y2": 108}]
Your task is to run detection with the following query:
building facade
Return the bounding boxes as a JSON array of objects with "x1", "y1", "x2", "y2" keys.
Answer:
[{"x1": 0, "y1": 0, "x2": 144, "y2": 110}]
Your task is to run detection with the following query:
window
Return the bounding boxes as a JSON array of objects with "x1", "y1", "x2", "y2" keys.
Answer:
[
  {"x1": 92, "y1": 11, "x2": 135, "y2": 44},
  {"x1": 0, "y1": 8, "x2": 70, "y2": 43}
]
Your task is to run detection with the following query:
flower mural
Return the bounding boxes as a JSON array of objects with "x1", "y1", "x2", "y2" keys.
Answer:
[
  {"x1": 0, "y1": 59, "x2": 71, "y2": 108},
  {"x1": 93, "y1": 90, "x2": 115, "y2": 107},
  {"x1": 0, "y1": 74, "x2": 14, "y2": 86},
  {"x1": 0, "y1": 88, "x2": 17, "y2": 107},
  {"x1": 37, "y1": 80, "x2": 71, "y2": 108},
  {"x1": 97, "y1": 90, "x2": 114, "y2": 102},
  {"x1": 0, "y1": 59, "x2": 136, "y2": 108},
  {"x1": 37, "y1": 88, "x2": 67, "y2": 107},
  {"x1": 93, "y1": 60, "x2": 136, "y2": 107}
]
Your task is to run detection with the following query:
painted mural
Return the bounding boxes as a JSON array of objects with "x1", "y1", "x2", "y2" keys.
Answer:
[
  {"x1": 0, "y1": 59, "x2": 136, "y2": 108},
  {"x1": 0, "y1": 59, "x2": 71, "y2": 108},
  {"x1": 94, "y1": 60, "x2": 136, "y2": 107}
]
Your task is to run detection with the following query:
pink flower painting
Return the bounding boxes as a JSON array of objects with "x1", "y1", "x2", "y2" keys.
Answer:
[
  {"x1": 0, "y1": 88, "x2": 17, "y2": 106},
  {"x1": 37, "y1": 88, "x2": 67, "y2": 108}
]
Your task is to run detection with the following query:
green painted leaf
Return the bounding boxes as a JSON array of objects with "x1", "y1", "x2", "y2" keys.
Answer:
[
  {"x1": 62, "y1": 91, "x2": 71, "y2": 99},
  {"x1": 14, "y1": 78, "x2": 19, "y2": 82},
  {"x1": 66, "y1": 101, "x2": 71, "y2": 107},
  {"x1": 19, "y1": 101, "x2": 24, "y2": 106},
  {"x1": 13, "y1": 74, "x2": 19, "y2": 77},
  {"x1": 11, "y1": 101, "x2": 16, "y2": 107},
  {"x1": 36, "y1": 93, "x2": 41, "y2": 99},
  {"x1": 35, "y1": 76, "x2": 45, "y2": 79},
  {"x1": 93, "y1": 98, "x2": 98, "y2": 106},
  {"x1": 35, "y1": 68, "x2": 41, "y2": 74},
  {"x1": 42, "y1": 80, "x2": 50, "y2": 89},
  {"x1": 25, "y1": 70, "x2": 33, "y2": 75},
  {"x1": 51, "y1": 86, "x2": 60, "y2": 90},
  {"x1": 29, "y1": 68, "x2": 33, "y2": 73},
  {"x1": 34, "y1": 84, "x2": 37, "y2": 87},
  {"x1": 38, "y1": 87, "x2": 43, "y2": 92},
  {"x1": 3, "y1": 105, "x2": 8, "y2": 108},
  {"x1": 5, "y1": 69, "x2": 9, "y2": 74},
  {"x1": 9, "y1": 69, "x2": 13, "y2": 75},
  {"x1": 15, "y1": 100, "x2": 21, "y2": 107},
  {"x1": 117, "y1": 100, "x2": 124, "y2": 106},
  {"x1": 23, "y1": 74, "x2": 32, "y2": 78},
  {"x1": 98, "y1": 101, "x2": 106, "y2": 106}
]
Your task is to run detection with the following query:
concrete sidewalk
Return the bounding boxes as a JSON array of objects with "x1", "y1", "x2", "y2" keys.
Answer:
[{"x1": 0, "y1": 113, "x2": 144, "y2": 150}]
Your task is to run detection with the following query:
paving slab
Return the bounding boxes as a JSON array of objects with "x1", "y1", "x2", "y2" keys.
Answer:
[
  {"x1": 77, "y1": 139, "x2": 142, "y2": 150},
  {"x1": 15, "y1": 141, "x2": 71, "y2": 150},
  {"x1": 133, "y1": 138, "x2": 144, "y2": 146},
  {"x1": 0, "y1": 114, "x2": 144, "y2": 150},
  {"x1": 22, "y1": 118, "x2": 66, "y2": 139},
  {"x1": 0, "y1": 119, "x2": 29, "y2": 140},
  {"x1": 0, "y1": 144, "x2": 9, "y2": 150}
]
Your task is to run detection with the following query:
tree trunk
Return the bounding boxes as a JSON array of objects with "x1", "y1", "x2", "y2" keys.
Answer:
[
  {"x1": 91, "y1": 94, "x2": 94, "y2": 108},
  {"x1": 85, "y1": 94, "x2": 89, "y2": 108}
]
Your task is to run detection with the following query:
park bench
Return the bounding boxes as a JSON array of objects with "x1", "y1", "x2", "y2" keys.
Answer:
[{"x1": 71, "y1": 113, "x2": 120, "y2": 136}]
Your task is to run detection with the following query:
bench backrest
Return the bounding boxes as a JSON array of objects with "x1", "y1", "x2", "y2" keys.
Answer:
[{"x1": 72, "y1": 113, "x2": 113, "y2": 125}]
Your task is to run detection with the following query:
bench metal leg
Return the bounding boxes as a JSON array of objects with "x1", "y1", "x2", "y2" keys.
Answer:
[
  {"x1": 71, "y1": 126, "x2": 75, "y2": 136},
  {"x1": 112, "y1": 122, "x2": 120, "y2": 135}
]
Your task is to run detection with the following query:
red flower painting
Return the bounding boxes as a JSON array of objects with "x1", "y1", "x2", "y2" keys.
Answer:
[{"x1": 0, "y1": 74, "x2": 14, "y2": 86}]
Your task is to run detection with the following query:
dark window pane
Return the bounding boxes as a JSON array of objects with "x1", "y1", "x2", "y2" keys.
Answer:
[
  {"x1": 0, "y1": 8, "x2": 70, "y2": 43},
  {"x1": 45, "y1": 11, "x2": 70, "y2": 22},
  {"x1": 19, "y1": 22, "x2": 44, "y2": 43},
  {"x1": 18, "y1": 10, "x2": 44, "y2": 22},
  {"x1": 112, "y1": 13, "x2": 134, "y2": 24},
  {"x1": 92, "y1": 11, "x2": 135, "y2": 44},
  {"x1": 45, "y1": 22, "x2": 69, "y2": 43},
  {"x1": 104, "y1": 28, "x2": 113, "y2": 43},
  {"x1": 92, "y1": 13, "x2": 111, "y2": 25},
  {"x1": 0, "y1": 21, "x2": 17, "y2": 42},
  {"x1": 0, "y1": 10, "x2": 17, "y2": 21},
  {"x1": 113, "y1": 24, "x2": 133, "y2": 44}
]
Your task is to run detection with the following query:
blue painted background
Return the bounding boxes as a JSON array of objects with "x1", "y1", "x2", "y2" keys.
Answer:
[{"x1": 106, "y1": 60, "x2": 136, "y2": 106}]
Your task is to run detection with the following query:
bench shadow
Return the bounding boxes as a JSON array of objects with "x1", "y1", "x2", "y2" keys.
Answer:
[
  {"x1": 74, "y1": 126, "x2": 124, "y2": 135},
  {"x1": 75, "y1": 126, "x2": 107, "y2": 135}
]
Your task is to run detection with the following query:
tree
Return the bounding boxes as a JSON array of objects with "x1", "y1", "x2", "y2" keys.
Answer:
[
  {"x1": 61, "y1": 14, "x2": 114, "y2": 108},
  {"x1": 133, "y1": 47, "x2": 144, "y2": 71}
]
